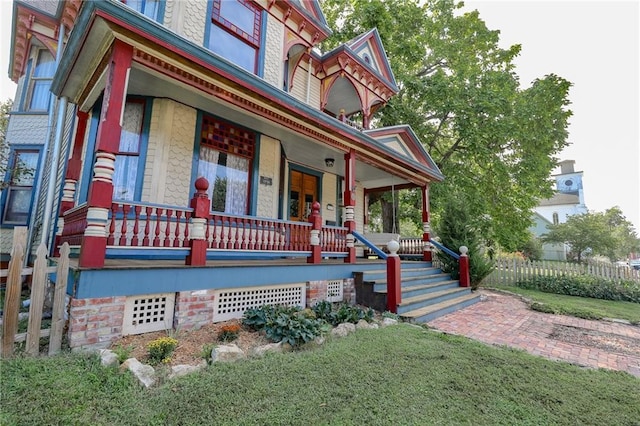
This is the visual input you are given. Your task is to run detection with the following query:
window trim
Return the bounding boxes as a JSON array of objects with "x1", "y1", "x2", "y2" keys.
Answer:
[
  {"x1": 22, "y1": 49, "x2": 55, "y2": 112},
  {"x1": 122, "y1": 0, "x2": 166, "y2": 22},
  {"x1": 0, "y1": 145, "x2": 43, "y2": 227},
  {"x1": 79, "y1": 97, "x2": 152, "y2": 204},
  {"x1": 205, "y1": 0, "x2": 265, "y2": 76},
  {"x1": 192, "y1": 112, "x2": 257, "y2": 215}
]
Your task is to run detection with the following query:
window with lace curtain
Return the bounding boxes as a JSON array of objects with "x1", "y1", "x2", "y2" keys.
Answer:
[
  {"x1": 112, "y1": 100, "x2": 145, "y2": 201},
  {"x1": 198, "y1": 116, "x2": 254, "y2": 215}
]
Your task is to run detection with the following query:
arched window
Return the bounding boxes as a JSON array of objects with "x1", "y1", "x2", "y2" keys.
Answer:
[{"x1": 552, "y1": 212, "x2": 559, "y2": 225}]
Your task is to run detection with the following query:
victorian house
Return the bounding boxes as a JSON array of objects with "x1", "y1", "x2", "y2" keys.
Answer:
[{"x1": 2, "y1": 0, "x2": 477, "y2": 349}]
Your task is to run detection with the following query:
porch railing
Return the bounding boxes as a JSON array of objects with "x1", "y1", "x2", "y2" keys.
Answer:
[{"x1": 61, "y1": 200, "x2": 349, "y2": 256}]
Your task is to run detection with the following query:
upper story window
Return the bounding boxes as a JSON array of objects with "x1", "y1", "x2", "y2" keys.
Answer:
[
  {"x1": 1, "y1": 148, "x2": 40, "y2": 225},
  {"x1": 207, "y1": 0, "x2": 262, "y2": 74},
  {"x1": 26, "y1": 50, "x2": 55, "y2": 111},
  {"x1": 552, "y1": 212, "x2": 559, "y2": 225},
  {"x1": 123, "y1": 0, "x2": 161, "y2": 21}
]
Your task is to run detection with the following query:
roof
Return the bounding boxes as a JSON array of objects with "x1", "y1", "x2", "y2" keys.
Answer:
[{"x1": 538, "y1": 192, "x2": 580, "y2": 207}]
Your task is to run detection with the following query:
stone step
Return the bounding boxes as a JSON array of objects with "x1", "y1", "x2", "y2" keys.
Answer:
[{"x1": 399, "y1": 293, "x2": 481, "y2": 323}]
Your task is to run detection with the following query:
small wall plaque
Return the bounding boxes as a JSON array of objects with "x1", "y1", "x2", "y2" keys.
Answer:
[{"x1": 260, "y1": 176, "x2": 272, "y2": 186}]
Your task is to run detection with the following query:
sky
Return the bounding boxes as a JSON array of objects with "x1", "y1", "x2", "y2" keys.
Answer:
[{"x1": 0, "y1": 0, "x2": 639, "y2": 230}]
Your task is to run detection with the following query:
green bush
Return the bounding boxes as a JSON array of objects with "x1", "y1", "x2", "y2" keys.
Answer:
[
  {"x1": 312, "y1": 301, "x2": 373, "y2": 326},
  {"x1": 434, "y1": 196, "x2": 494, "y2": 290},
  {"x1": 515, "y1": 275, "x2": 640, "y2": 303},
  {"x1": 242, "y1": 305, "x2": 327, "y2": 347}
]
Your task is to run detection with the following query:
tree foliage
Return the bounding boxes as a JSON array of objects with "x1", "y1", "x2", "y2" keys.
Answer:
[
  {"x1": 434, "y1": 193, "x2": 494, "y2": 289},
  {"x1": 321, "y1": 0, "x2": 572, "y2": 250},
  {"x1": 1, "y1": 98, "x2": 15, "y2": 190},
  {"x1": 541, "y1": 208, "x2": 638, "y2": 263}
]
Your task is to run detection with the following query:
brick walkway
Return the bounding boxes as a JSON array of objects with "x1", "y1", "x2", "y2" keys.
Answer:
[{"x1": 427, "y1": 290, "x2": 640, "y2": 377}]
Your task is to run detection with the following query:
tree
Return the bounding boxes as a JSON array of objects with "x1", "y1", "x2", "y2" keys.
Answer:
[
  {"x1": 1, "y1": 98, "x2": 16, "y2": 190},
  {"x1": 603, "y1": 207, "x2": 640, "y2": 260},
  {"x1": 321, "y1": 0, "x2": 572, "y2": 250},
  {"x1": 541, "y1": 212, "x2": 618, "y2": 263},
  {"x1": 434, "y1": 193, "x2": 494, "y2": 289}
]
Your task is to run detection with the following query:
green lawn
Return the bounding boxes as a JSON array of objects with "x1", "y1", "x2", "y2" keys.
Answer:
[
  {"x1": 485, "y1": 284, "x2": 640, "y2": 324},
  {"x1": 2, "y1": 325, "x2": 639, "y2": 425}
]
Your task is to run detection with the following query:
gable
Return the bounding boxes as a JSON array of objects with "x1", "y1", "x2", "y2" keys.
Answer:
[
  {"x1": 345, "y1": 28, "x2": 397, "y2": 90},
  {"x1": 365, "y1": 125, "x2": 444, "y2": 182}
]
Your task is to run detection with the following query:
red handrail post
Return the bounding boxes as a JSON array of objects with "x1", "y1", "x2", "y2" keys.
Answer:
[
  {"x1": 307, "y1": 201, "x2": 322, "y2": 264},
  {"x1": 386, "y1": 240, "x2": 401, "y2": 312},
  {"x1": 459, "y1": 246, "x2": 470, "y2": 287},
  {"x1": 186, "y1": 177, "x2": 210, "y2": 266}
]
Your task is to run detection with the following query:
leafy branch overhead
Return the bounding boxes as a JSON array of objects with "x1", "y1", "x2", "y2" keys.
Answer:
[{"x1": 322, "y1": 0, "x2": 573, "y2": 250}]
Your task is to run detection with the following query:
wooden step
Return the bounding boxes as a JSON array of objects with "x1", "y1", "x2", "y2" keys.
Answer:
[{"x1": 399, "y1": 293, "x2": 481, "y2": 323}]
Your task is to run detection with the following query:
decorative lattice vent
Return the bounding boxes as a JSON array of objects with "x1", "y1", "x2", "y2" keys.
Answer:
[
  {"x1": 123, "y1": 293, "x2": 175, "y2": 335},
  {"x1": 213, "y1": 284, "x2": 306, "y2": 322},
  {"x1": 327, "y1": 280, "x2": 344, "y2": 302}
]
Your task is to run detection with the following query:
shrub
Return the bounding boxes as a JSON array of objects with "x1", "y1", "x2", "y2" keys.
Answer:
[
  {"x1": 147, "y1": 337, "x2": 178, "y2": 364},
  {"x1": 243, "y1": 305, "x2": 327, "y2": 347},
  {"x1": 515, "y1": 275, "x2": 640, "y2": 303},
  {"x1": 111, "y1": 344, "x2": 135, "y2": 364},
  {"x1": 312, "y1": 302, "x2": 374, "y2": 326},
  {"x1": 434, "y1": 196, "x2": 494, "y2": 290}
]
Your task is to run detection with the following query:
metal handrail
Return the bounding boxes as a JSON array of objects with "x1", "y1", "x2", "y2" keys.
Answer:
[
  {"x1": 351, "y1": 230, "x2": 388, "y2": 260},
  {"x1": 429, "y1": 239, "x2": 460, "y2": 260}
]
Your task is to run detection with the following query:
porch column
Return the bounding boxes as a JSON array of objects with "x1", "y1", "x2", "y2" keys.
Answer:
[
  {"x1": 344, "y1": 149, "x2": 356, "y2": 263},
  {"x1": 78, "y1": 40, "x2": 133, "y2": 268},
  {"x1": 421, "y1": 184, "x2": 432, "y2": 262},
  {"x1": 307, "y1": 201, "x2": 322, "y2": 264},
  {"x1": 186, "y1": 177, "x2": 210, "y2": 266},
  {"x1": 54, "y1": 110, "x2": 89, "y2": 255}
]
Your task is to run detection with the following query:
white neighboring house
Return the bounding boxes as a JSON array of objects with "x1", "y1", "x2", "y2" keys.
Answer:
[{"x1": 531, "y1": 160, "x2": 588, "y2": 260}]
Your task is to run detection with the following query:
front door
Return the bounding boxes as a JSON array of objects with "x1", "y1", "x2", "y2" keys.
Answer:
[{"x1": 289, "y1": 170, "x2": 318, "y2": 221}]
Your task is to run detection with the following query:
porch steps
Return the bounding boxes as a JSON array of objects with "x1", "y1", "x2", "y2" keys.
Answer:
[{"x1": 354, "y1": 261, "x2": 480, "y2": 324}]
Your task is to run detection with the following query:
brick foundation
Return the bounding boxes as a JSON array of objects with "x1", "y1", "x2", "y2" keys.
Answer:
[
  {"x1": 306, "y1": 278, "x2": 355, "y2": 307},
  {"x1": 68, "y1": 296, "x2": 126, "y2": 350},
  {"x1": 174, "y1": 290, "x2": 216, "y2": 331}
]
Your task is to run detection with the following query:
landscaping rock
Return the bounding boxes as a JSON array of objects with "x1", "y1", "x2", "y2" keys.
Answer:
[
  {"x1": 121, "y1": 358, "x2": 156, "y2": 388},
  {"x1": 356, "y1": 319, "x2": 373, "y2": 330},
  {"x1": 211, "y1": 344, "x2": 245, "y2": 363},
  {"x1": 169, "y1": 362, "x2": 207, "y2": 379},
  {"x1": 251, "y1": 342, "x2": 283, "y2": 357},
  {"x1": 99, "y1": 349, "x2": 119, "y2": 367},
  {"x1": 381, "y1": 317, "x2": 398, "y2": 327},
  {"x1": 331, "y1": 322, "x2": 356, "y2": 337}
]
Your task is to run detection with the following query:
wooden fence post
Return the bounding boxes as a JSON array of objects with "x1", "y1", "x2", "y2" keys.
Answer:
[
  {"x1": 25, "y1": 244, "x2": 48, "y2": 356},
  {"x1": 2, "y1": 241, "x2": 25, "y2": 358},
  {"x1": 49, "y1": 243, "x2": 70, "y2": 355}
]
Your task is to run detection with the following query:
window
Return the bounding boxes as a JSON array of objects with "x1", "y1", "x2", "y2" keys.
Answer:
[
  {"x1": 2, "y1": 149, "x2": 39, "y2": 225},
  {"x1": 124, "y1": 0, "x2": 161, "y2": 21},
  {"x1": 552, "y1": 212, "x2": 559, "y2": 225},
  {"x1": 198, "y1": 116, "x2": 254, "y2": 215},
  {"x1": 207, "y1": 0, "x2": 261, "y2": 73},
  {"x1": 112, "y1": 101, "x2": 145, "y2": 200},
  {"x1": 27, "y1": 50, "x2": 55, "y2": 111}
]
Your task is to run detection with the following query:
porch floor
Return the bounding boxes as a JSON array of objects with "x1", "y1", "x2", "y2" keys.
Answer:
[{"x1": 65, "y1": 257, "x2": 389, "y2": 270}]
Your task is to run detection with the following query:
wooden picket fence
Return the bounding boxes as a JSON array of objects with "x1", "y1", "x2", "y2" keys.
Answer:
[
  {"x1": 1, "y1": 227, "x2": 70, "y2": 358},
  {"x1": 482, "y1": 257, "x2": 640, "y2": 286}
]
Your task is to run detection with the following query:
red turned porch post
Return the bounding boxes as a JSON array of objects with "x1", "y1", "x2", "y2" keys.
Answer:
[
  {"x1": 343, "y1": 149, "x2": 356, "y2": 263},
  {"x1": 78, "y1": 40, "x2": 133, "y2": 268},
  {"x1": 54, "y1": 110, "x2": 89, "y2": 256},
  {"x1": 386, "y1": 239, "x2": 401, "y2": 312},
  {"x1": 186, "y1": 177, "x2": 210, "y2": 266},
  {"x1": 307, "y1": 201, "x2": 322, "y2": 264},
  {"x1": 421, "y1": 184, "x2": 432, "y2": 262},
  {"x1": 459, "y1": 246, "x2": 471, "y2": 287}
]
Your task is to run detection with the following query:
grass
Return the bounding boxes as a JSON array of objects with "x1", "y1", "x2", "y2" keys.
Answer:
[
  {"x1": 485, "y1": 284, "x2": 640, "y2": 324},
  {"x1": 2, "y1": 325, "x2": 639, "y2": 425}
]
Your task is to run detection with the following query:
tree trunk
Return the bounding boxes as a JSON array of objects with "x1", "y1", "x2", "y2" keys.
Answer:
[{"x1": 380, "y1": 197, "x2": 399, "y2": 234}]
